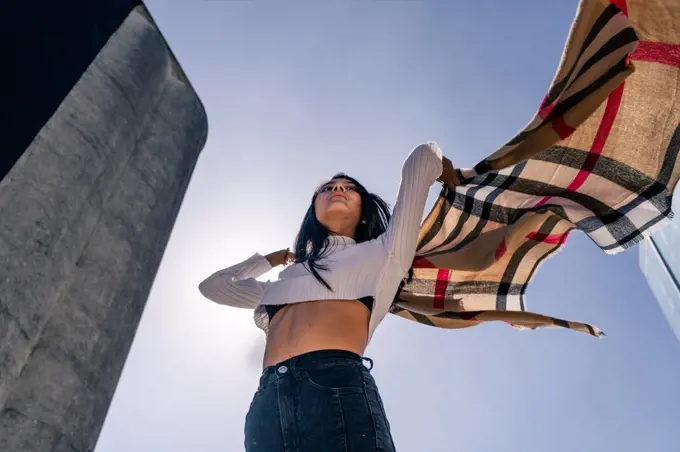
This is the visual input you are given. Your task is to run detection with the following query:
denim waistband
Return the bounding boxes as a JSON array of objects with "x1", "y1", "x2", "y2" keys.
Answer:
[{"x1": 259, "y1": 349, "x2": 374, "y2": 388}]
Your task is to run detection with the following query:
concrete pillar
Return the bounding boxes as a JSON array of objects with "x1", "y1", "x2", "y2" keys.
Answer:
[{"x1": 0, "y1": 4, "x2": 207, "y2": 451}]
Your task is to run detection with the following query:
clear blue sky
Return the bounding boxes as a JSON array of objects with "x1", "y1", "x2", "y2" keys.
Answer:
[{"x1": 95, "y1": 1, "x2": 680, "y2": 451}]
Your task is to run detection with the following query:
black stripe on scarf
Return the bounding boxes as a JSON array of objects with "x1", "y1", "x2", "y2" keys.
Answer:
[
  {"x1": 475, "y1": 54, "x2": 634, "y2": 176},
  {"x1": 404, "y1": 279, "x2": 525, "y2": 296},
  {"x1": 426, "y1": 174, "x2": 635, "y2": 240},
  {"x1": 482, "y1": 6, "x2": 631, "y2": 155},
  {"x1": 549, "y1": 56, "x2": 632, "y2": 121},
  {"x1": 544, "y1": 3, "x2": 624, "y2": 106},
  {"x1": 446, "y1": 163, "x2": 528, "y2": 253},
  {"x1": 496, "y1": 215, "x2": 563, "y2": 309},
  {"x1": 600, "y1": 121, "x2": 680, "y2": 249},
  {"x1": 520, "y1": 224, "x2": 575, "y2": 310}
]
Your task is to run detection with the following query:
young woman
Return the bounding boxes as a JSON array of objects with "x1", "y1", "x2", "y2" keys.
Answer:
[{"x1": 199, "y1": 142, "x2": 454, "y2": 451}]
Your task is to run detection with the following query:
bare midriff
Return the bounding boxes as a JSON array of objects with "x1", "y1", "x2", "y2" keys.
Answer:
[{"x1": 262, "y1": 299, "x2": 370, "y2": 368}]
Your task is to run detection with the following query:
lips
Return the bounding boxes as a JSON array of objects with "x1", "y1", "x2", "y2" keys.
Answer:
[{"x1": 330, "y1": 194, "x2": 347, "y2": 201}]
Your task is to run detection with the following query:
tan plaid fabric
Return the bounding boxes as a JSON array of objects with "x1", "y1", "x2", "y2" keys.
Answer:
[{"x1": 393, "y1": 0, "x2": 680, "y2": 338}]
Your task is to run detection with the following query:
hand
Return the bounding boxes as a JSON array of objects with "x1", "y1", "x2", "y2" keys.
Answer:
[
  {"x1": 437, "y1": 156, "x2": 460, "y2": 191},
  {"x1": 265, "y1": 248, "x2": 295, "y2": 267}
]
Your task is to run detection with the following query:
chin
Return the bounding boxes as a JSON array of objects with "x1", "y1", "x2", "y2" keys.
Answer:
[
  {"x1": 324, "y1": 202, "x2": 355, "y2": 214},
  {"x1": 325, "y1": 204, "x2": 349, "y2": 213}
]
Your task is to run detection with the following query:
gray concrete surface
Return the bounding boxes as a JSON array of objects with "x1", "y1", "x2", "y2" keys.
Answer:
[{"x1": 0, "y1": 6, "x2": 207, "y2": 451}]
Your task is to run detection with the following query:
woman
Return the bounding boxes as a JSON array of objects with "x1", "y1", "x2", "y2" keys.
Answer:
[{"x1": 199, "y1": 142, "x2": 454, "y2": 451}]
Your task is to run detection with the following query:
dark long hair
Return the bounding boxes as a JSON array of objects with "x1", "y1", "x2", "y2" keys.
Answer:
[{"x1": 293, "y1": 173, "x2": 391, "y2": 290}]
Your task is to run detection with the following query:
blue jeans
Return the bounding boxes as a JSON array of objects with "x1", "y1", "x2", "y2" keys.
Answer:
[{"x1": 245, "y1": 349, "x2": 396, "y2": 451}]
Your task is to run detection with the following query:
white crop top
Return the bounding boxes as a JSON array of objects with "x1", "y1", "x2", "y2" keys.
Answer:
[{"x1": 198, "y1": 142, "x2": 443, "y2": 343}]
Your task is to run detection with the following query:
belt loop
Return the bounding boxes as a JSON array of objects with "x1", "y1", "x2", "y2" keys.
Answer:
[
  {"x1": 288, "y1": 355, "x2": 305, "y2": 382},
  {"x1": 289, "y1": 354, "x2": 298, "y2": 370},
  {"x1": 362, "y1": 356, "x2": 374, "y2": 371}
]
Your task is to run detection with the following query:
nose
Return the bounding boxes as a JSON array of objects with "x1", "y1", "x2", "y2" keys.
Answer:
[{"x1": 331, "y1": 184, "x2": 345, "y2": 192}]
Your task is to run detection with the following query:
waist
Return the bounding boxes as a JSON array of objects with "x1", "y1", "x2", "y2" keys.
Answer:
[{"x1": 259, "y1": 349, "x2": 372, "y2": 388}]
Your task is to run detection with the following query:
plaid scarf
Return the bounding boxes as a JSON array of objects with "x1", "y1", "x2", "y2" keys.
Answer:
[{"x1": 394, "y1": 0, "x2": 680, "y2": 338}]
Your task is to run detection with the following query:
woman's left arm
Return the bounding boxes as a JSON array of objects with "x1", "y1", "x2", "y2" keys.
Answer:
[{"x1": 381, "y1": 142, "x2": 443, "y2": 274}]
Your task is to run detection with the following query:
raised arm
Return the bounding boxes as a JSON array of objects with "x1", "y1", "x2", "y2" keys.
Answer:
[
  {"x1": 198, "y1": 253, "x2": 274, "y2": 309},
  {"x1": 382, "y1": 142, "x2": 443, "y2": 273}
]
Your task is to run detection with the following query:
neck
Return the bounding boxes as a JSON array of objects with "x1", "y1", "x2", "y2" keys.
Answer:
[
  {"x1": 328, "y1": 226, "x2": 355, "y2": 240},
  {"x1": 324, "y1": 215, "x2": 357, "y2": 239}
]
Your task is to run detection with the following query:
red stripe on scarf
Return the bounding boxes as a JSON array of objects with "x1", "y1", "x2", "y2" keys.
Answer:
[
  {"x1": 566, "y1": 83, "x2": 625, "y2": 187},
  {"x1": 631, "y1": 42, "x2": 680, "y2": 68},
  {"x1": 539, "y1": 95, "x2": 555, "y2": 119},
  {"x1": 434, "y1": 269, "x2": 449, "y2": 309},
  {"x1": 551, "y1": 116, "x2": 576, "y2": 139},
  {"x1": 526, "y1": 232, "x2": 570, "y2": 245},
  {"x1": 460, "y1": 312, "x2": 479, "y2": 322},
  {"x1": 610, "y1": 0, "x2": 628, "y2": 16},
  {"x1": 413, "y1": 257, "x2": 436, "y2": 268},
  {"x1": 535, "y1": 82, "x2": 625, "y2": 208},
  {"x1": 412, "y1": 257, "x2": 449, "y2": 309},
  {"x1": 495, "y1": 239, "x2": 507, "y2": 261}
]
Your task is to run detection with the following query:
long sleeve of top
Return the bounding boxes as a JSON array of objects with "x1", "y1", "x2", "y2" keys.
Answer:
[
  {"x1": 198, "y1": 253, "x2": 273, "y2": 309},
  {"x1": 381, "y1": 142, "x2": 443, "y2": 274}
]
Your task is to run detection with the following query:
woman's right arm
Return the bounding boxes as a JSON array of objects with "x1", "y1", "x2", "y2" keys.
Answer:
[
  {"x1": 380, "y1": 142, "x2": 443, "y2": 274},
  {"x1": 198, "y1": 250, "x2": 288, "y2": 309}
]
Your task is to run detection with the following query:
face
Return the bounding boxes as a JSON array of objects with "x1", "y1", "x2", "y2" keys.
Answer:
[{"x1": 314, "y1": 178, "x2": 363, "y2": 235}]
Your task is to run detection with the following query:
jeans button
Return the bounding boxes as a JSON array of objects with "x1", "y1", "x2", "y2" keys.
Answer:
[{"x1": 278, "y1": 365, "x2": 288, "y2": 374}]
